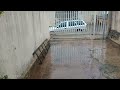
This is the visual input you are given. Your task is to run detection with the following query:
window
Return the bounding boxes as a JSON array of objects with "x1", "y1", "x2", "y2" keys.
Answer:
[
  {"x1": 68, "y1": 21, "x2": 77, "y2": 26},
  {"x1": 76, "y1": 21, "x2": 85, "y2": 25},
  {"x1": 58, "y1": 22, "x2": 67, "y2": 28}
]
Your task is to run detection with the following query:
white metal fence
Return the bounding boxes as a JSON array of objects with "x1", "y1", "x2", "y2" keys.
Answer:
[{"x1": 50, "y1": 11, "x2": 109, "y2": 39}]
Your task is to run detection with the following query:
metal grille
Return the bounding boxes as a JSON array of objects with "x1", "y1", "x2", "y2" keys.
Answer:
[{"x1": 50, "y1": 11, "x2": 109, "y2": 39}]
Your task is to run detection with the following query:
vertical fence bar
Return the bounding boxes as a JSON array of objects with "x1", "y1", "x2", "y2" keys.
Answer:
[
  {"x1": 106, "y1": 11, "x2": 109, "y2": 37},
  {"x1": 84, "y1": 11, "x2": 89, "y2": 35},
  {"x1": 63, "y1": 11, "x2": 66, "y2": 33},
  {"x1": 96, "y1": 12, "x2": 98, "y2": 34},
  {"x1": 69, "y1": 11, "x2": 71, "y2": 33},
  {"x1": 89, "y1": 11, "x2": 92, "y2": 37},
  {"x1": 89, "y1": 11, "x2": 91, "y2": 35},
  {"x1": 53, "y1": 11, "x2": 108, "y2": 38},
  {"x1": 102, "y1": 11, "x2": 105, "y2": 39},
  {"x1": 56, "y1": 11, "x2": 58, "y2": 33},
  {"x1": 71, "y1": 11, "x2": 75, "y2": 32},
  {"x1": 56, "y1": 11, "x2": 57, "y2": 33},
  {"x1": 83, "y1": 11, "x2": 85, "y2": 34},
  {"x1": 101, "y1": 11, "x2": 103, "y2": 35},
  {"x1": 93, "y1": 11, "x2": 97, "y2": 39},
  {"x1": 86, "y1": 11, "x2": 88, "y2": 34},
  {"x1": 71, "y1": 11, "x2": 73, "y2": 33},
  {"x1": 55, "y1": 11, "x2": 57, "y2": 33},
  {"x1": 77, "y1": 11, "x2": 78, "y2": 33},
  {"x1": 66, "y1": 11, "x2": 68, "y2": 33},
  {"x1": 72, "y1": 11, "x2": 73, "y2": 33},
  {"x1": 74, "y1": 11, "x2": 76, "y2": 33}
]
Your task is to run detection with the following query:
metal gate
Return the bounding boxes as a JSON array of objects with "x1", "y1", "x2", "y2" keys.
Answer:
[{"x1": 50, "y1": 11, "x2": 109, "y2": 39}]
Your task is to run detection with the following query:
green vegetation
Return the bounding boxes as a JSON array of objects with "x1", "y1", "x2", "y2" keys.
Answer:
[
  {"x1": 0, "y1": 75, "x2": 8, "y2": 79},
  {"x1": 0, "y1": 11, "x2": 3, "y2": 15}
]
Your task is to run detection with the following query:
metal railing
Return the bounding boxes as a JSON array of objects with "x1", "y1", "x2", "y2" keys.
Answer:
[{"x1": 50, "y1": 11, "x2": 109, "y2": 39}]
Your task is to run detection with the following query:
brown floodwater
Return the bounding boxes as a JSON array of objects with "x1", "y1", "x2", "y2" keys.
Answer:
[{"x1": 26, "y1": 39, "x2": 120, "y2": 79}]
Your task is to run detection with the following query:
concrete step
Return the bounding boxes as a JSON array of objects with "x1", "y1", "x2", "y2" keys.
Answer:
[{"x1": 50, "y1": 34, "x2": 104, "y2": 40}]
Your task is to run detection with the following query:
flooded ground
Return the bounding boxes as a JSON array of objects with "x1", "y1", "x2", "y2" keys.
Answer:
[{"x1": 26, "y1": 39, "x2": 120, "y2": 79}]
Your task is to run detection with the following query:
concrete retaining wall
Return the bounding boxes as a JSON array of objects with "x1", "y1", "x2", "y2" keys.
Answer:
[{"x1": 0, "y1": 11, "x2": 55, "y2": 78}]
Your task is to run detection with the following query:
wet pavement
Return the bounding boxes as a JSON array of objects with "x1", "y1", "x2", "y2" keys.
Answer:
[{"x1": 26, "y1": 39, "x2": 120, "y2": 79}]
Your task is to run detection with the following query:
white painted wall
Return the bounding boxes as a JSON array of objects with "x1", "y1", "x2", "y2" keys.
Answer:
[
  {"x1": 0, "y1": 11, "x2": 55, "y2": 79},
  {"x1": 109, "y1": 11, "x2": 120, "y2": 45},
  {"x1": 111, "y1": 11, "x2": 120, "y2": 32}
]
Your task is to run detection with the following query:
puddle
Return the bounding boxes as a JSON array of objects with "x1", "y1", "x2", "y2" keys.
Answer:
[{"x1": 26, "y1": 39, "x2": 120, "y2": 79}]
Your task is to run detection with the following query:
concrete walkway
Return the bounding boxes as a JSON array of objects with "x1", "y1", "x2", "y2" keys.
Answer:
[{"x1": 26, "y1": 39, "x2": 120, "y2": 79}]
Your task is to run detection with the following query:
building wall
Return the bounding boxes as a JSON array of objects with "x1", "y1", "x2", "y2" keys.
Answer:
[
  {"x1": 78, "y1": 11, "x2": 95, "y2": 23},
  {"x1": 110, "y1": 11, "x2": 120, "y2": 45},
  {"x1": 46, "y1": 11, "x2": 55, "y2": 26},
  {"x1": 55, "y1": 11, "x2": 105, "y2": 24},
  {"x1": 111, "y1": 11, "x2": 120, "y2": 32},
  {"x1": 0, "y1": 11, "x2": 55, "y2": 79}
]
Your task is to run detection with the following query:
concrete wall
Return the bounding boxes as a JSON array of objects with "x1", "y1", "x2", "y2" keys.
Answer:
[
  {"x1": 46, "y1": 11, "x2": 55, "y2": 26},
  {"x1": 111, "y1": 11, "x2": 120, "y2": 32},
  {"x1": 109, "y1": 11, "x2": 120, "y2": 45},
  {"x1": 55, "y1": 11, "x2": 105, "y2": 24},
  {"x1": 0, "y1": 11, "x2": 55, "y2": 79},
  {"x1": 78, "y1": 11, "x2": 95, "y2": 23}
]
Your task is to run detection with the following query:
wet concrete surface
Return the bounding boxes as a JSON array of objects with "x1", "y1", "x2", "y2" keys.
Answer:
[{"x1": 26, "y1": 39, "x2": 120, "y2": 79}]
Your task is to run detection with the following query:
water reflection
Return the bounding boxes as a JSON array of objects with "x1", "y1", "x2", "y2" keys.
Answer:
[{"x1": 27, "y1": 39, "x2": 120, "y2": 79}]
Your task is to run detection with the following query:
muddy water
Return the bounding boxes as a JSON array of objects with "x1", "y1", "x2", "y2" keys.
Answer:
[{"x1": 26, "y1": 39, "x2": 120, "y2": 79}]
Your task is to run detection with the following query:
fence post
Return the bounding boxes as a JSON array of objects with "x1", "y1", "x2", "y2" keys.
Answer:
[{"x1": 93, "y1": 11, "x2": 97, "y2": 39}]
